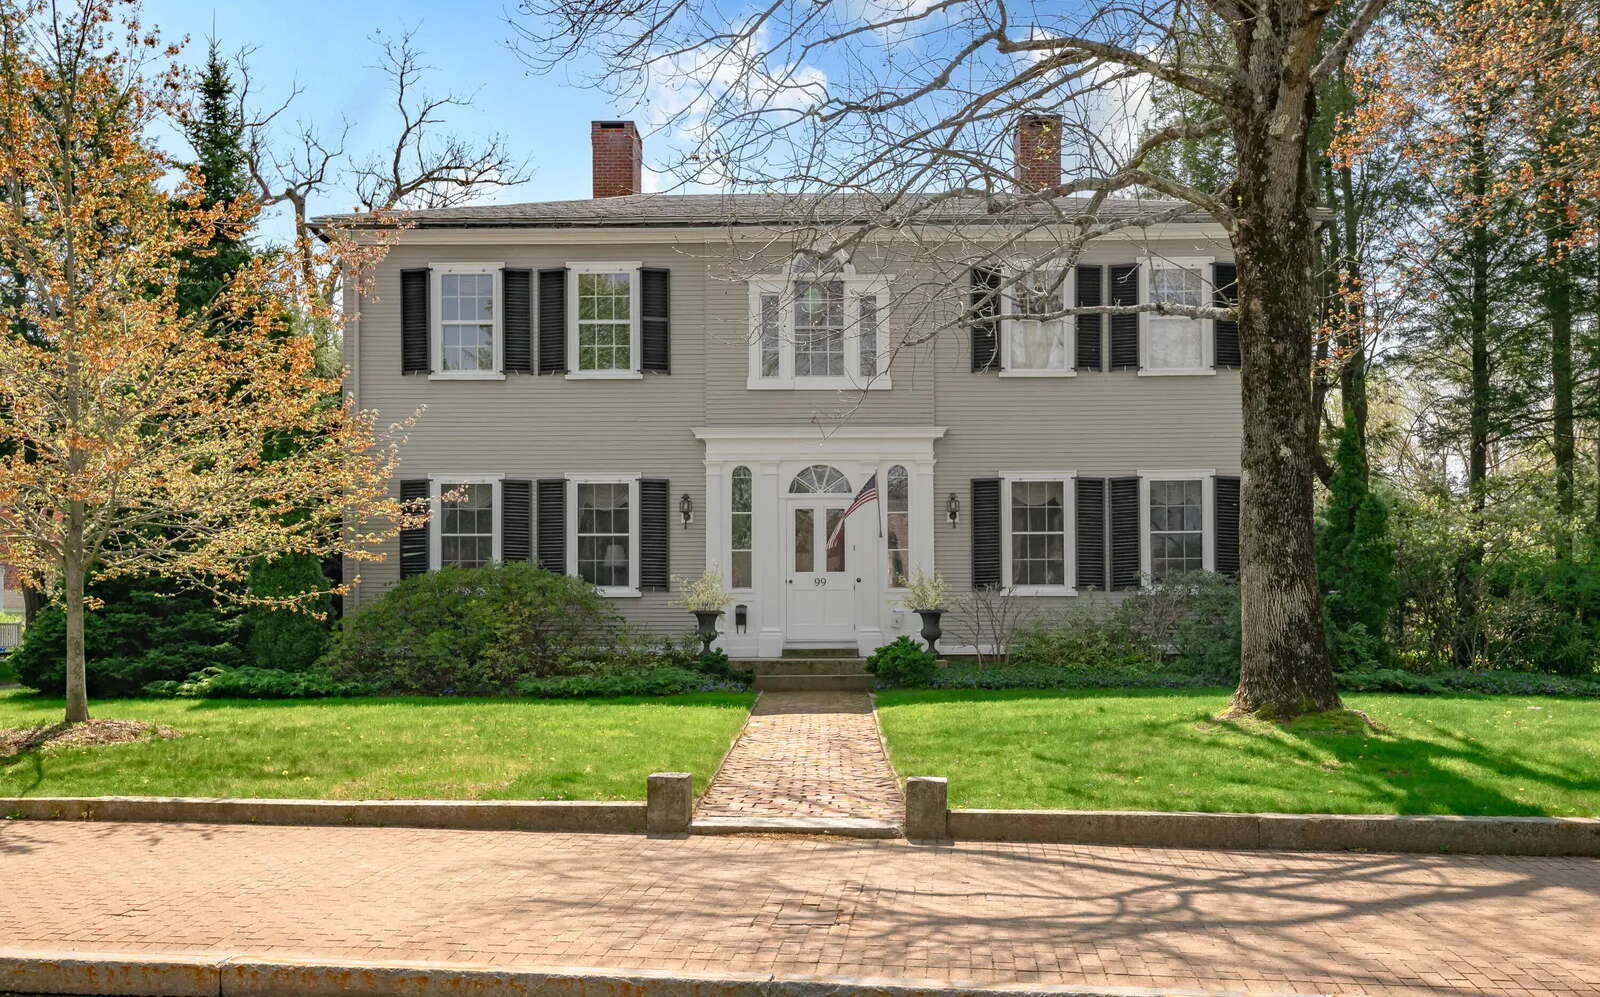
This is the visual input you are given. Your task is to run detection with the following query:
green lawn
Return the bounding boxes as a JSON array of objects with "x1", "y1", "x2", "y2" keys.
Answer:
[
  {"x1": 875, "y1": 688, "x2": 1600, "y2": 817},
  {"x1": 0, "y1": 689, "x2": 752, "y2": 801}
]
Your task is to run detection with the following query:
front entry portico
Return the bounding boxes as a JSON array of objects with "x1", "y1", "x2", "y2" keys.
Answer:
[{"x1": 694, "y1": 426, "x2": 945, "y2": 657}]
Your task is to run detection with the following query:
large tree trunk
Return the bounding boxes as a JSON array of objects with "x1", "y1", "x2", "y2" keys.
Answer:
[
  {"x1": 1549, "y1": 231, "x2": 1575, "y2": 547},
  {"x1": 1225, "y1": 61, "x2": 1342, "y2": 719}
]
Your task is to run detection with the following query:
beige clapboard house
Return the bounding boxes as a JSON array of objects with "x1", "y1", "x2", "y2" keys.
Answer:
[{"x1": 327, "y1": 118, "x2": 1242, "y2": 657}]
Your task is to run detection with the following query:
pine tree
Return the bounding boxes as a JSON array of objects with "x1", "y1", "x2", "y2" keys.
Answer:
[
  {"x1": 1319, "y1": 412, "x2": 1400, "y2": 667},
  {"x1": 176, "y1": 42, "x2": 253, "y2": 318}
]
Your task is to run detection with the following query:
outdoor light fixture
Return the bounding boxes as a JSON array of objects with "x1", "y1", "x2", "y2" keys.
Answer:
[
  {"x1": 735, "y1": 604, "x2": 748, "y2": 633},
  {"x1": 946, "y1": 492, "x2": 960, "y2": 528},
  {"x1": 679, "y1": 493, "x2": 693, "y2": 529}
]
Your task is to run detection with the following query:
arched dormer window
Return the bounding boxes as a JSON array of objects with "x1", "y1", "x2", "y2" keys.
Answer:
[{"x1": 748, "y1": 254, "x2": 892, "y2": 391}]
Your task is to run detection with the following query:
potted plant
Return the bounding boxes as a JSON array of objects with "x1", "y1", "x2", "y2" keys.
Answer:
[
  {"x1": 672, "y1": 568, "x2": 734, "y2": 654},
  {"x1": 897, "y1": 569, "x2": 948, "y2": 654}
]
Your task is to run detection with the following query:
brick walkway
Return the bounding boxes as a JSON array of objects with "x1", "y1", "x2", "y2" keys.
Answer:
[
  {"x1": 3, "y1": 821, "x2": 1598, "y2": 995},
  {"x1": 694, "y1": 690, "x2": 903, "y2": 821}
]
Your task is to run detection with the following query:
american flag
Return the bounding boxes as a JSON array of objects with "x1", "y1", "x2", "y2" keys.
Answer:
[{"x1": 827, "y1": 473, "x2": 879, "y2": 547}]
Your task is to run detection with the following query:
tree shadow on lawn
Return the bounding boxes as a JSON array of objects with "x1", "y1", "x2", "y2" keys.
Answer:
[{"x1": 894, "y1": 688, "x2": 1597, "y2": 816}]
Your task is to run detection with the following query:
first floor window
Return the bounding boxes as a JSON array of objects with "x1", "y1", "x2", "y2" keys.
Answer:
[
  {"x1": 439, "y1": 481, "x2": 494, "y2": 569},
  {"x1": 1006, "y1": 270, "x2": 1070, "y2": 373},
  {"x1": 576, "y1": 482, "x2": 631, "y2": 587},
  {"x1": 1149, "y1": 479, "x2": 1204, "y2": 581},
  {"x1": 1010, "y1": 479, "x2": 1066, "y2": 587},
  {"x1": 1146, "y1": 261, "x2": 1208, "y2": 371},
  {"x1": 886, "y1": 464, "x2": 909, "y2": 584},
  {"x1": 731, "y1": 466, "x2": 753, "y2": 589}
]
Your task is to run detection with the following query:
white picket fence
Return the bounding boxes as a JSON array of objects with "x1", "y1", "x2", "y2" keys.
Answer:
[{"x1": 0, "y1": 621, "x2": 22, "y2": 653}]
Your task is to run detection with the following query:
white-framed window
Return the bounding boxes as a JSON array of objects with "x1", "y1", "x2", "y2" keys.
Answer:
[
  {"x1": 567, "y1": 474, "x2": 640, "y2": 596},
  {"x1": 431, "y1": 264, "x2": 503, "y2": 380},
  {"x1": 730, "y1": 465, "x2": 754, "y2": 590},
  {"x1": 1001, "y1": 473, "x2": 1076, "y2": 595},
  {"x1": 747, "y1": 257, "x2": 892, "y2": 390},
  {"x1": 1141, "y1": 257, "x2": 1213, "y2": 375},
  {"x1": 1002, "y1": 268, "x2": 1074, "y2": 376},
  {"x1": 1139, "y1": 471, "x2": 1216, "y2": 583},
  {"x1": 567, "y1": 263, "x2": 641, "y2": 380},
  {"x1": 429, "y1": 475, "x2": 503, "y2": 570},
  {"x1": 885, "y1": 464, "x2": 910, "y2": 586}
]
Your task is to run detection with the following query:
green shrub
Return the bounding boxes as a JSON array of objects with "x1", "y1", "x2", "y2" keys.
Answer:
[
  {"x1": 867, "y1": 635, "x2": 938, "y2": 687},
  {"x1": 13, "y1": 576, "x2": 244, "y2": 695},
  {"x1": 1337, "y1": 668, "x2": 1600, "y2": 697},
  {"x1": 1009, "y1": 614, "x2": 1159, "y2": 672},
  {"x1": 244, "y1": 554, "x2": 335, "y2": 672},
  {"x1": 513, "y1": 666, "x2": 734, "y2": 698},
  {"x1": 691, "y1": 648, "x2": 753, "y2": 684},
  {"x1": 151, "y1": 665, "x2": 372, "y2": 699},
  {"x1": 325, "y1": 563, "x2": 707, "y2": 696},
  {"x1": 926, "y1": 662, "x2": 1227, "y2": 691}
]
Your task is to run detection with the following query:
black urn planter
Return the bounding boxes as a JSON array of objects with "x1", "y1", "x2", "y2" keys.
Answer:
[
  {"x1": 915, "y1": 609, "x2": 944, "y2": 655},
  {"x1": 693, "y1": 610, "x2": 724, "y2": 654}
]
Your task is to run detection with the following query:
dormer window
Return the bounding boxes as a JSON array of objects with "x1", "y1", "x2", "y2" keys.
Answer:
[{"x1": 747, "y1": 255, "x2": 892, "y2": 390}]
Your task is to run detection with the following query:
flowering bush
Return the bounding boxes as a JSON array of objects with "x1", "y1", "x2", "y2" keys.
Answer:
[
  {"x1": 896, "y1": 569, "x2": 947, "y2": 611},
  {"x1": 672, "y1": 567, "x2": 734, "y2": 613}
]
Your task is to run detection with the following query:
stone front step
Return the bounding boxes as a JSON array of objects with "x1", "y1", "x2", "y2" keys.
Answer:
[
  {"x1": 780, "y1": 647, "x2": 860, "y2": 658},
  {"x1": 736, "y1": 658, "x2": 868, "y2": 676},
  {"x1": 752, "y1": 673, "x2": 873, "y2": 692}
]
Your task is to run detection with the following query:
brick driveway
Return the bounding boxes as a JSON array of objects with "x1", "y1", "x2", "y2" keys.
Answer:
[
  {"x1": 695, "y1": 690, "x2": 903, "y2": 821},
  {"x1": 3, "y1": 820, "x2": 1598, "y2": 995}
]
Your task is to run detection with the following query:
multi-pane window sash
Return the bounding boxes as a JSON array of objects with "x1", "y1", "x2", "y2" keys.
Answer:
[
  {"x1": 730, "y1": 466, "x2": 753, "y2": 589},
  {"x1": 1149, "y1": 479, "x2": 1204, "y2": 581},
  {"x1": 440, "y1": 482, "x2": 494, "y2": 569},
  {"x1": 440, "y1": 273, "x2": 495, "y2": 372},
  {"x1": 1010, "y1": 480, "x2": 1066, "y2": 586},
  {"x1": 747, "y1": 263, "x2": 891, "y2": 389},
  {"x1": 886, "y1": 464, "x2": 909, "y2": 585},
  {"x1": 1144, "y1": 260, "x2": 1212, "y2": 372},
  {"x1": 577, "y1": 271, "x2": 632, "y2": 372},
  {"x1": 793, "y1": 280, "x2": 845, "y2": 377},
  {"x1": 1006, "y1": 270, "x2": 1071, "y2": 372},
  {"x1": 577, "y1": 482, "x2": 631, "y2": 587}
]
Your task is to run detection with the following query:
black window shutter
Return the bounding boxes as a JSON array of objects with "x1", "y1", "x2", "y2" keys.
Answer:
[
  {"x1": 536, "y1": 478, "x2": 566, "y2": 573},
  {"x1": 1075, "y1": 264, "x2": 1103, "y2": 371},
  {"x1": 400, "y1": 268, "x2": 430, "y2": 374},
  {"x1": 1075, "y1": 477, "x2": 1106, "y2": 590},
  {"x1": 1213, "y1": 262, "x2": 1241, "y2": 369},
  {"x1": 971, "y1": 477, "x2": 1002, "y2": 589},
  {"x1": 503, "y1": 479, "x2": 533, "y2": 561},
  {"x1": 398, "y1": 479, "x2": 430, "y2": 578},
  {"x1": 502, "y1": 268, "x2": 533, "y2": 374},
  {"x1": 640, "y1": 267, "x2": 671, "y2": 373},
  {"x1": 970, "y1": 267, "x2": 1001, "y2": 371},
  {"x1": 1109, "y1": 476, "x2": 1141, "y2": 590},
  {"x1": 639, "y1": 478, "x2": 670, "y2": 591},
  {"x1": 1108, "y1": 264, "x2": 1139, "y2": 370},
  {"x1": 1215, "y1": 475, "x2": 1241, "y2": 576},
  {"x1": 537, "y1": 267, "x2": 568, "y2": 374}
]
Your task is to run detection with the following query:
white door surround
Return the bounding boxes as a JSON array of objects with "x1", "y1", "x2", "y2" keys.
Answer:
[{"x1": 694, "y1": 426, "x2": 945, "y2": 657}]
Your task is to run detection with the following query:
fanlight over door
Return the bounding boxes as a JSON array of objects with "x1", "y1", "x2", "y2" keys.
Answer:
[{"x1": 789, "y1": 464, "x2": 851, "y2": 495}]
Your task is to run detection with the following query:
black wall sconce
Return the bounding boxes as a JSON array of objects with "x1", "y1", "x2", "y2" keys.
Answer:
[
  {"x1": 679, "y1": 493, "x2": 694, "y2": 529},
  {"x1": 735, "y1": 603, "x2": 748, "y2": 633},
  {"x1": 946, "y1": 492, "x2": 960, "y2": 528}
]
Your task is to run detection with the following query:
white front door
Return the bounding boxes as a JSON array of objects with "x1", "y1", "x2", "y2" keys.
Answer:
[{"x1": 786, "y1": 501, "x2": 855, "y2": 642}]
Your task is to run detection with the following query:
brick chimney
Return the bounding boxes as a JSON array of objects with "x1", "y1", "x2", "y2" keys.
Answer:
[
  {"x1": 1013, "y1": 112, "x2": 1062, "y2": 192},
  {"x1": 591, "y1": 120, "x2": 642, "y2": 198}
]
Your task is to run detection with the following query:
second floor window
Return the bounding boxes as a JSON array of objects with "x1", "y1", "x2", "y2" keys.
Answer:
[
  {"x1": 1144, "y1": 260, "x2": 1211, "y2": 373},
  {"x1": 1004, "y1": 270, "x2": 1072, "y2": 375},
  {"x1": 431, "y1": 264, "x2": 502, "y2": 378},
  {"x1": 567, "y1": 264, "x2": 641, "y2": 378},
  {"x1": 748, "y1": 257, "x2": 891, "y2": 390}
]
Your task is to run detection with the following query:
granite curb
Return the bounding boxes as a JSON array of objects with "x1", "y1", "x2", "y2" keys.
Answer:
[{"x1": 0, "y1": 950, "x2": 1352, "y2": 997}]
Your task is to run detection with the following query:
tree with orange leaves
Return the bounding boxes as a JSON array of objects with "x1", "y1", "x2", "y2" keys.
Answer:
[{"x1": 0, "y1": 0, "x2": 419, "y2": 723}]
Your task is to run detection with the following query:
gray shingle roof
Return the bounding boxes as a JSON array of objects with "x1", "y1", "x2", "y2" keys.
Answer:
[{"x1": 311, "y1": 192, "x2": 1216, "y2": 230}]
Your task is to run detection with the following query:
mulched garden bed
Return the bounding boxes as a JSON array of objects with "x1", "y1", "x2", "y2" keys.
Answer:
[{"x1": 1, "y1": 719, "x2": 179, "y2": 758}]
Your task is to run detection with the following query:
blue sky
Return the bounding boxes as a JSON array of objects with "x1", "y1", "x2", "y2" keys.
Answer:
[{"x1": 144, "y1": 0, "x2": 642, "y2": 243}]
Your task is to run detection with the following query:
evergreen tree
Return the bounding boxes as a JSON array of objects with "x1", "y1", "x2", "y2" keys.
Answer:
[
  {"x1": 1319, "y1": 412, "x2": 1400, "y2": 667},
  {"x1": 176, "y1": 41, "x2": 253, "y2": 318}
]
